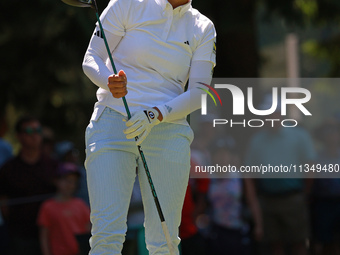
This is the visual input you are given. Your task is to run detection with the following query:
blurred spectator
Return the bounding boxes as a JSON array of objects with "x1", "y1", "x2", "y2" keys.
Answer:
[
  {"x1": 0, "y1": 114, "x2": 13, "y2": 254},
  {"x1": 55, "y1": 140, "x2": 89, "y2": 205},
  {"x1": 55, "y1": 141, "x2": 79, "y2": 163},
  {"x1": 180, "y1": 159, "x2": 210, "y2": 255},
  {"x1": 191, "y1": 114, "x2": 220, "y2": 167},
  {"x1": 207, "y1": 137, "x2": 263, "y2": 255},
  {"x1": 310, "y1": 120, "x2": 340, "y2": 255},
  {"x1": 37, "y1": 162, "x2": 91, "y2": 255},
  {"x1": 244, "y1": 107, "x2": 316, "y2": 255},
  {"x1": 0, "y1": 114, "x2": 13, "y2": 166},
  {"x1": 0, "y1": 116, "x2": 58, "y2": 255},
  {"x1": 41, "y1": 126, "x2": 57, "y2": 159}
]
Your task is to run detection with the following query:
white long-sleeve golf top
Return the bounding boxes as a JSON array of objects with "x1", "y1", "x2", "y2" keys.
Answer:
[{"x1": 83, "y1": 0, "x2": 216, "y2": 125}]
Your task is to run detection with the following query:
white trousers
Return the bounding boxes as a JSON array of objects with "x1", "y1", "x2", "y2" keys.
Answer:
[{"x1": 85, "y1": 107, "x2": 193, "y2": 255}]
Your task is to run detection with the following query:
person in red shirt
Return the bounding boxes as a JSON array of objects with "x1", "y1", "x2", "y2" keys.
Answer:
[
  {"x1": 0, "y1": 116, "x2": 58, "y2": 255},
  {"x1": 37, "y1": 162, "x2": 91, "y2": 255},
  {"x1": 180, "y1": 159, "x2": 210, "y2": 255}
]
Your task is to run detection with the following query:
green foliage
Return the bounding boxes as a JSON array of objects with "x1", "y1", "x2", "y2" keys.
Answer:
[
  {"x1": 303, "y1": 34, "x2": 340, "y2": 77},
  {"x1": 260, "y1": 0, "x2": 340, "y2": 26},
  {"x1": 296, "y1": 0, "x2": 318, "y2": 19},
  {"x1": 258, "y1": 0, "x2": 340, "y2": 77},
  {"x1": 260, "y1": 0, "x2": 304, "y2": 26},
  {"x1": 0, "y1": 0, "x2": 99, "y2": 154}
]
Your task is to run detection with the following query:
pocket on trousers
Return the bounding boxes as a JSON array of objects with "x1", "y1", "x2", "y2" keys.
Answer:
[
  {"x1": 187, "y1": 125, "x2": 194, "y2": 143},
  {"x1": 181, "y1": 125, "x2": 194, "y2": 144},
  {"x1": 85, "y1": 105, "x2": 106, "y2": 149},
  {"x1": 90, "y1": 104, "x2": 106, "y2": 122}
]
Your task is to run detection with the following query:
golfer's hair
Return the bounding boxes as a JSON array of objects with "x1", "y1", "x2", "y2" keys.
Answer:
[{"x1": 15, "y1": 115, "x2": 40, "y2": 133}]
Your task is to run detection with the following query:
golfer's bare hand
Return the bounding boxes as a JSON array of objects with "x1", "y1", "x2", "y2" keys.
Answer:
[{"x1": 108, "y1": 70, "x2": 128, "y2": 98}]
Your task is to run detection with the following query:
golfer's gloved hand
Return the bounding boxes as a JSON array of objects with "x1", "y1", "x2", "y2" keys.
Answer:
[{"x1": 124, "y1": 108, "x2": 160, "y2": 145}]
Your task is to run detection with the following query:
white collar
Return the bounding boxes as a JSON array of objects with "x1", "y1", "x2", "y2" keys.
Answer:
[{"x1": 155, "y1": 0, "x2": 192, "y2": 16}]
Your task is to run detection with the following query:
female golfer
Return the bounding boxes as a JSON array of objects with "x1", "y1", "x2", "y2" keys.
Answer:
[{"x1": 82, "y1": 0, "x2": 216, "y2": 254}]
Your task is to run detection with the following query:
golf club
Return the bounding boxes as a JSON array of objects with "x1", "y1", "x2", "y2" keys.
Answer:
[{"x1": 61, "y1": 0, "x2": 176, "y2": 254}]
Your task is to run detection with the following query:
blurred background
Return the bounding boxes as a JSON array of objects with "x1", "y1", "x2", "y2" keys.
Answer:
[
  {"x1": 1, "y1": 0, "x2": 340, "y2": 158},
  {"x1": 1, "y1": 1, "x2": 340, "y2": 255}
]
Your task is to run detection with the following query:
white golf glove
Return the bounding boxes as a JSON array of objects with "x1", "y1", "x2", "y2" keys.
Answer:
[{"x1": 124, "y1": 108, "x2": 160, "y2": 145}]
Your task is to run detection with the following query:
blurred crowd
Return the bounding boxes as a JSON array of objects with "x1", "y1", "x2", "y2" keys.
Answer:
[
  {"x1": 181, "y1": 111, "x2": 340, "y2": 255},
  {"x1": 0, "y1": 112, "x2": 340, "y2": 255},
  {"x1": 0, "y1": 115, "x2": 91, "y2": 255}
]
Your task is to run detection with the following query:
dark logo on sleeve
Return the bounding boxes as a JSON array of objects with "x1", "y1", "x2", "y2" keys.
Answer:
[
  {"x1": 94, "y1": 30, "x2": 104, "y2": 39},
  {"x1": 148, "y1": 111, "x2": 155, "y2": 120}
]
